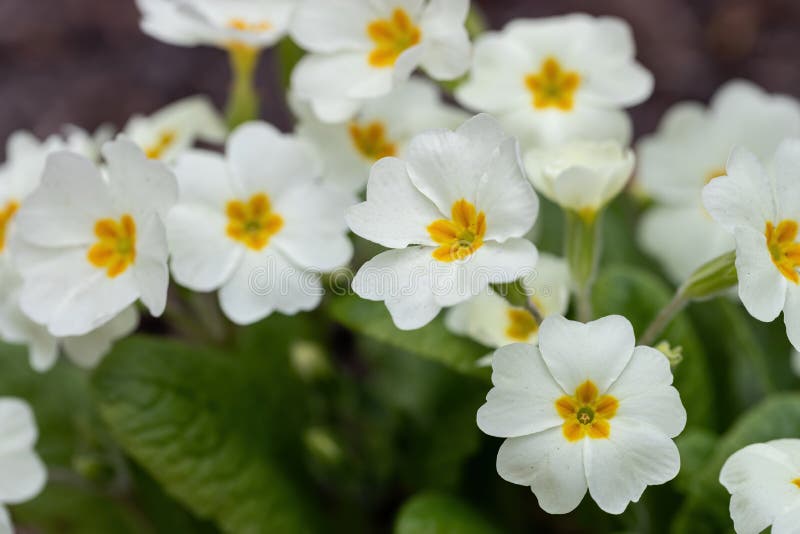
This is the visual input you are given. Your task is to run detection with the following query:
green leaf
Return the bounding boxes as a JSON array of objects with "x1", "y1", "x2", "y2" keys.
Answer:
[
  {"x1": 674, "y1": 429, "x2": 717, "y2": 495},
  {"x1": 12, "y1": 484, "x2": 146, "y2": 534},
  {"x1": 91, "y1": 335, "x2": 319, "y2": 534},
  {"x1": 690, "y1": 298, "x2": 774, "y2": 425},
  {"x1": 394, "y1": 492, "x2": 501, "y2": 534},
  {"x1": 592, "y1": 265, "x2": 715, "y2": 428},
  {"x1": 675, "y1": 393, "x2": 800, "y2": 531},
  {"x1": 326, "y1": 294, "x2": 489, "y2": 378},
  {"x1": 0, "y1": 343, "x2": 96, "y2": 467}
]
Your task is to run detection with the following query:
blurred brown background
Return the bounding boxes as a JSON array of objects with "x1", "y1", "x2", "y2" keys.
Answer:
[{"x1": 2, "y1": 0, "x2": 800, "y2": 152}]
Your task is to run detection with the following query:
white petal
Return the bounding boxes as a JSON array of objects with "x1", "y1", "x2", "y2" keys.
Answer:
[
  {"x1": 774, "y1": 503, "x2": 800, "y2": 534},
  {"x1": 61, "y1": 306, "x2": 139, "y2": 368},
  {"x1": 0, "y1": 449, "x2": 46, "y2": 504},
  {"x1": 496, "y1": 428, "x2": 587, "y2": 514},
  {"x1": 606, "y1": 346, "x2": 687, "y2": 437},
  {"x1": 538, "y1": 315, "x2": 635, "y2": 394},
  {"x1": 406, "y1": 114, "x2": 508, "y2": 214},
  {"x1": 585, "y1": 418, "x2": 680, "y2": 514},
  {"x1": 103, "y1": 137, "x2": 177, "y2": 220},
  {"x1": 702, "y1": 146, "x2": 777, "y2": 233},
  {"x1": 454, "y1": 33, "x2": 531, "y2": 113},
  {"x1": 581, "y1": 61, "x2": 653, "y2": 108},
  {"x1": 0, "y1": 292, "x2": 59, "y2": 373},
  {"x1": 734, "y1": 225, "x2": 787, "y2": 322},
  {"x1": 132, "y1": 213, "x2": 170, "y2": 317},
  {"x1": 431, "y1": 239, "x2": 539, "y2": 308},
  {"x1": 172, "y1": 149, "x2": 237, "y2": 213},
  {"x1": 0, "y1": 398, "x2": 37, "y2": 454},
  {"x1": 444, "y1": 290, "x2": 513, "y2": 348},
  {"x1": 166, "y1": 205, "x2": 242, "y2": 292},
  {"x1": 522, "y1": 253, "x2": 572, "y2": 317},
  {"x1": 784, "y1": 285, "x2": 800, "y2": 353},
  {"x1": 346, "y1": 157, "x2": 442, "y2": 248},
  {"x1": 720, "y1": 442, "x2": 800, "y2": 534},
  {"x1": 351, "y1": 247, "x2": 440, "y2": 330},
  {"x1": 291, "y1": 52, "x2": 394, "y2": 105},
  {"x1": 17, "y1": 245, "x2": 139, "y2": 337},
  {"x1": 13, "y1": 151, "x2": 110, "y2": 248},
  {"x1": 637, "y1": 205, "x2": 734, "y2": 284},
  {"x1": 419, "y1": 0, "x2": 471, "y2": 80},
  {"x1": 477, "y1": 343, "x2": 565, "y2": 438},
  {"x1": 0, "y1": 505, "x2": 10, "y2": 534},
  {"x1": 218, "y1": 248, "x2": 322, "y2": 325},
  {"x1": 227, "y1": 122, "x2": 319, "y2": 200},
  {"x1": 289, "y1": 0, "x2": 373, "y2": 52},
  {"x1": 772, "y1": 138, "x2": 800, "y2": 222},
  {"x1": 272, "y1": 183, "x2": 354, "y2": 271},
  {"x1": 477, "y1": 138, "x2": 539, "y2": 242},
  {"x1": 124, "y1": 96, "x2": 226, "y2": 162}
]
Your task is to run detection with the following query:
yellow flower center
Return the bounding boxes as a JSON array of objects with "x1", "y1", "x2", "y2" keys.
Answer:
[
  {"x1": 145, "y1": 130, "x2": 177, "y2": 160},
  {"x1": 766, "y1": 220, "x2": 800, "y2": 284},
  {"x1": 0, "y1": 200, "x2": 20, "y2": 253},
  {"x1": 505, "y1": 308, "x2": 538, "y2": 341},
  {"x1": 349, "y1": 121, "x2": 397, "y2": 161},
  {"x1": 227, "y1": 18, "x2": 272, "y2": 32},
  {"x1": 226, "y1": 193, "x2": 283, "y2": 251},
  {"x1": 366, "y1": 8, "x2": 422, "y2": 68},
  {"x1": 793, "y1": 478, "x2": 800, "y2": 489},
  {"x1": 87, "y1": 215, "x2": 137, "y2": 278},
  {"x1": 704, "y1": 166, "x2": 727, "y2": 185},
  {"x1": 555, "y1": 380, "x2": 619, "y2": 442},
  {"x1": 524, "y1": 57, "x2": 581, "y2": 111},
  {"x1": 427, "y1": 199, "x2": 486, "y2": 262}
]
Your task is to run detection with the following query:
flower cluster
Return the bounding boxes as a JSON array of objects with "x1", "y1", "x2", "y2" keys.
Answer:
[{"x1": 3, "y1": 1, "x2": 800, "y2": 532}]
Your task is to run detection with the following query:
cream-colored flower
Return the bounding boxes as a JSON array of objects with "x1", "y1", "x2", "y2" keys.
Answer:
[
  {"x1": 702, "y1": 139, "x2": 800, "y2": 352},
  {"x1": 526, "y1": 140, "x2": 634, "y2": 219},
  {"x1": 289, "y1": 0, "x2": 471, "y2": 122},
  {"x1": 638, "y1": 80, "x2": 800, "y2": 284},
  {"x1": 478, "y1": 315, "x2": 686, "y2": 515},
  {"x1": 123, "y1": 96, "x2": 226, "y2": 162},
  {"x1": 136, "y1": 0, "x2": 295, "y2": 50},
  {"x1": 721, "y1": 439, "x2": 800, "y2": 534},
  {"x1": 294, "y1": 77, "x2": 467, "y2": 192},
  {"x1": 456, "y1": 14, "x2": 652, "y2": 148},
  {"x1": 445, "y1": 253, "x2": 570, "y2": 348}
]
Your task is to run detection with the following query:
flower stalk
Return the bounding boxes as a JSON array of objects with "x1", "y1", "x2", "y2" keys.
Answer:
[
  {"x1": 226, "y1": 44, "x2": 261, "y2": 129},
  {"x1": 564, "y1": 209, "x2": 601, "y2": 322},
  {"x1": 638, "y1": 250, "x2": 738, "y2": 346}
]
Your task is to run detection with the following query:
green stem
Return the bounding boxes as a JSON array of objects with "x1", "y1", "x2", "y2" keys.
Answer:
[
  {"x1": 225, "y1": 44, "x2": 261, "y2": 129},
  {"x1": 638, "y1": 250, "x2": 738, "y2": 346},
  {"x1": 564, "y1": 210, "x2": 602, "y2": 322},
  {"x1": 638, "y1": 292, "x2": 689, "y2": 347}
]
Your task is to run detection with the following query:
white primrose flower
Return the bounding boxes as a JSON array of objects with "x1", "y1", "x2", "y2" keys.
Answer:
[
  {"x1": 702, "y1": 139, "x2": 800, "y2": 352},
  {"x1": 123, "y1": 96, "x2": 227, "y2": 162},
  {"x1": 289, "y1": 0, "x2": 472, "y2": 123},
  {"x1": 638, "y1": 81, "x2": 800, "y2": 284},
  {"x1": 166, "y1": 122, "x2": 354, "y2": 325},
  {"x1": 478, "y1": 315, "x2": 686, "y2": 515},
  {"x1": 445, "y1": 253, "x2": 570, "y2": 348},
  {"x1": 347, "y1": 114, "x2": 540, "y2": 330},
  {"x1": 0, "y1": 131, "x2": 70, "y2": 293},
  {"x1": 0, "y1": 270, "x2": 138, "y2": 372},
  {"x1": 455, "y1": 14, "x2": 653, "y2": 148},
  {"x1": 11, "y1": 138, "x2": 177, "y2": 337},
  {"x1": 720, "y1": 439, "x2": 800, "y2": 534},
  {"x1": 136, "y1": 0, "x2": 296, "y2": 50},
  {"x1": 0, "y1": 398, "x2": 46, "y2": 531},
  {"x1": 294, "y1": 77, "x2": 468, "y2": 193},
  {"x1": 525, "y1": 140, "x2": 634, "y2": 219}
]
